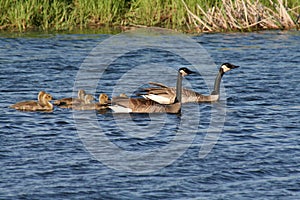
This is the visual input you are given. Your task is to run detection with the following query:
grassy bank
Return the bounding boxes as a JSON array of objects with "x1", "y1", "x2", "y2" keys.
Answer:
[{"x1": 0, "y1": 0, "x2": 299, "y2": 32}]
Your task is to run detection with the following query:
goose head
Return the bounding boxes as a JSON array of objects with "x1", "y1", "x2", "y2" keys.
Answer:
[
  {"x1": 38, "y1": 91, "x2": 46, "y2": 101},
  {"x1": 78, "y1": 89, "x2": 86, "y2": 100},
  {"x1": 220, "y1": 63, "x2": 239, "y2": 73},
  {"x1": 40, "y1": 93, "x2": 53, "y2": 107},
  {"x1": 42, "y1": 93, "x2": 54, "y2": 110},
  {"x1": 99, "y1": 93, "x2": 110, "y2": 104},
  {"x1": 43, "y1": 93, "x2": 53, "y2": 102},
  {"x1": 179, "y1": 67, "x2": 195, "y2": 76},
  {"x1": 37, "y1": 91, "x2": 50, "y2": 107}
]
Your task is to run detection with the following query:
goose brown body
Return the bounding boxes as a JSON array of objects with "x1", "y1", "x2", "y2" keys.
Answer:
[
  {"x1": 54, "y1": 89, "x2": 86, "y2": 106},
  {"x1": 72, "y1": 94, "x2": 109, "y2": 110},
  {"x1": 10, "y1": 92, "x2": 53, "y2": 111},
  {"x1": 110, "y1": 67, "x2": 195, "y2": 113},
  {"x1": 60, "y1": 94, "x2": 95, "y2": 109},
  {"x1": 111, "y1": 96, "x2": 181, "y2": 113}
]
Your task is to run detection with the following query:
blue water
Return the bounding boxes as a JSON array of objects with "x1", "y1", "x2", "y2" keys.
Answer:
[{"x1": 1, "y1": 30, "x2": 300, "y2": 199}]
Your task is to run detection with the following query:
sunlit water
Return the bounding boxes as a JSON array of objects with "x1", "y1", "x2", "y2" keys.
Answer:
[{"x1": 1, "y1": 30, "x2": 300, "y2": 199}]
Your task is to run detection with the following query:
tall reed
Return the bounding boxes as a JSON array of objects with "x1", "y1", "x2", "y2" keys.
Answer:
[{"x1": 0, "y1": 0, "x2": 298, "y2": 32}]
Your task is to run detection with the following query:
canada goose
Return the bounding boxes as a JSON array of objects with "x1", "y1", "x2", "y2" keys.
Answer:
[
  {"x1": 109, "y1": 67, "x2": 195, "y2": 113},
  {"x1": 72, "y1": 94, "x2": 110, "y2": 110},
  {"x1": 10, "y1": 92, "x2": 53, "y2": 111},
  {"x1": 140, "y1": 63, "x2": 239, "y2": 104},
  {"x1": 54, "y1": 89, "x2": 86, "y2": 106},
  {"x1": 60, "y1": 94, "x2": 95, "y2": 109}
]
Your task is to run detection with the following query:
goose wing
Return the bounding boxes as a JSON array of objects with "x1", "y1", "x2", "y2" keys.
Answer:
[
  {"x1": 128, "y1": 98, "x2": 180, "y2": 113},
  {"x1": 138, "y1": 82, "x2": 177, "y2": 104},
  {"x1": 111, "y1": 97, "x2": 157, "y2": 113},
  {"x1": 148, "y1": 82, "x2": 169, "y2": 88},
  {"x1": 110, "y1": 96, "x2": 132, "y2": 113},
  {"x1": 111, "y1": 96, "x2": 130, "y2": 108},
  {"x1": 110, "y1": 97, "x2": 179, "y2": 113}
]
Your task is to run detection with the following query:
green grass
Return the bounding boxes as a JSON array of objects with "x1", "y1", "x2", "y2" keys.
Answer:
[{"x1": 0, "y1": 0, "x2": 299, "y2": 32}]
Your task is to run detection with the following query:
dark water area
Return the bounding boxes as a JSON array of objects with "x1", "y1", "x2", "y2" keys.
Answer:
[{"x1": 1, "y1": 30, "x2": 300, "y2": 199}]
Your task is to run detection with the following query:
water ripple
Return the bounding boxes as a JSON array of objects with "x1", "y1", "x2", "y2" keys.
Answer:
[{"x1": 1, "y1": 30, "x2": 300, "y2": 199}]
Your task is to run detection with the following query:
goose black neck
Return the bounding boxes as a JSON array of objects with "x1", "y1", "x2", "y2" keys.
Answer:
[
  {"x1": 175, "y1": 72, "x2": 182, "y2": 103},
  {"x1": 211, "y1": 69, "x2": 224, "y2": 95}
]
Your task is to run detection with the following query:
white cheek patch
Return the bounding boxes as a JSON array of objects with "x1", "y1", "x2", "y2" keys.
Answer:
[
  {"x1": 222, "y1": 65, "x2": 231, "y2": 72},
  {"x1": 180, "y1": 70, "x2": 188, "y2": 76}
]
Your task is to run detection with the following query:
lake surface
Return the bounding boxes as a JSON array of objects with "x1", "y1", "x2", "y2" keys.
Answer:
[{"x1": 1, "y1": 29, "x2": 300, "y2": 199}]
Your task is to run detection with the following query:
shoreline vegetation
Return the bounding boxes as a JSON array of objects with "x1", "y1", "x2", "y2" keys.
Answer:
[{"x1": 0, "y1": 0, "x2": 299, "y2": 33}]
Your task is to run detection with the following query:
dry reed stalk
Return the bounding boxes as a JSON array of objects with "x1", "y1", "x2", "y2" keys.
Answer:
[
  {"x1": 222, "y1": 0, "x2": 239, "y2": 29},
  {"x1": 278, "y1": 0, "x2": 295, "y2": 27},
  {"x1": 181, "y1": 0, "x2": 212, "y2": 31},
  {"x1": 183, "y1": 0, "x2": 298, "y2": 32},
  {"x1": 242, "y1": 0, "x2": 249, "y2": 25},
  {"x1": 196, "y1": 4, "x2": 218, "y2": 30}
]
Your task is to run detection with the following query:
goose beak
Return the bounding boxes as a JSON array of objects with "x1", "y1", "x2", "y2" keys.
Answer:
[
  {"x1": 188, "y1": 69, "x2": 196, "y2": 74},
  {"x1": 231, "y1": 64, "x2": 239, "y2": 69}
]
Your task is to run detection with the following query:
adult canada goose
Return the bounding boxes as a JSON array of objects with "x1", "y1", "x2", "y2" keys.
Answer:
[
  {"x1": 140, "y1": 63, "x2": 239, "y2": 104},
  {"x1": 10, "y1": 92, "x2": 53, "y2": 111},
  {"x1": 109, "y1": 67, "x2": 195, "y2": 113},
  {"x1": 54, "y1": 89, "x2": 86, "y2": 106},
  {"x1": 72, "y1": 94, "x2": 110, "y2": 110}
]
